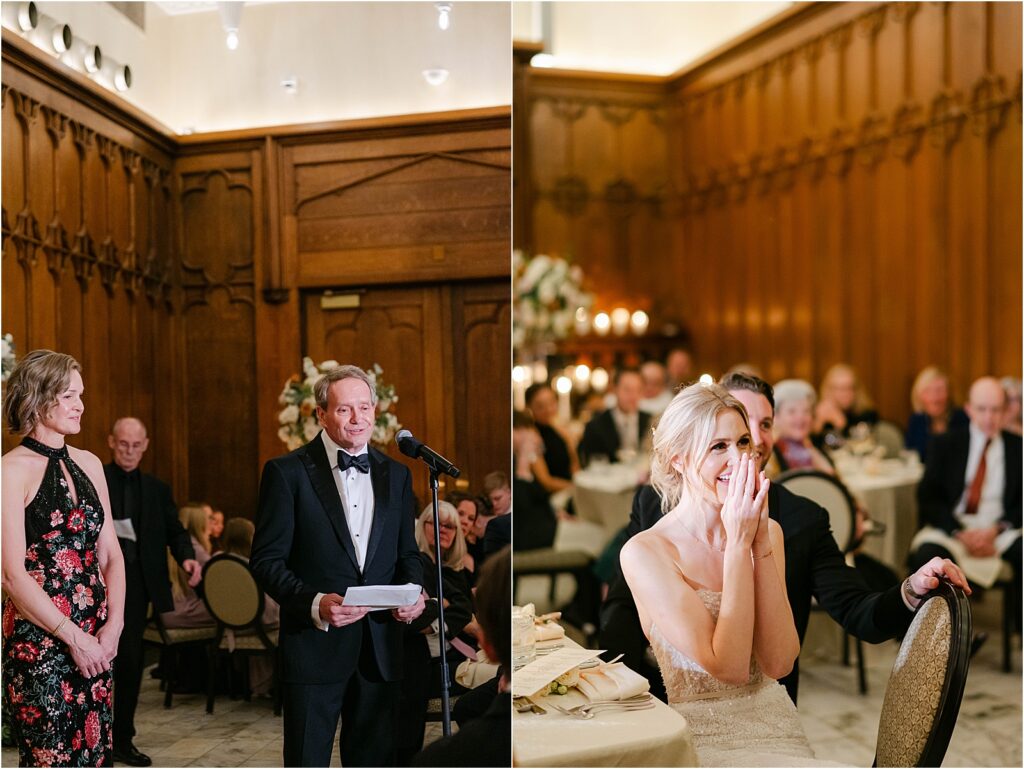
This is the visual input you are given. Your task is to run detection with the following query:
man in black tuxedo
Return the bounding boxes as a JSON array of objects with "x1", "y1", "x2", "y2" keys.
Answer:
[
  {"x1": 105, "y1": 417, "x2": 201, "y2": 767},
  {"x1": 909, "y1": 376, "x2": 1022, "y2": 627},
  {"x1": 251, "y1": 364, "x2": 426, "y2": 767},
  {"x1": 600, "y1": 373, "x2": 969, "y2": 704},
  {"x1": 578, "y1": 368, "x2": 651, "y2": 466}
]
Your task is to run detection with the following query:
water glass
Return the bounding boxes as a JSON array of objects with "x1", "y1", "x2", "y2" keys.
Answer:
[{"x1": 512, "y1": 607, "x2": 537, "y2": 670}]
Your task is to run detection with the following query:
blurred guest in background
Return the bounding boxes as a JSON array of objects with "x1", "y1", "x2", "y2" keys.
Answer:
[
  {"x1": 480, "y1": 472, "x2": 512, "y2": 561},
  {"x1": 768, "y1": 379, "x2": 835, "y2": 477},
  {"x1": 1001, "y1": 376, "x2": 1022, "y2": 436},
  {"x1": 511, "y1": 411, "x2": 556, "y2": 552},
  {"x1": 905, "y1": 367, "x2": 968, "y2": 461},
  {"x1": 814, "y1": 363, "x2": 878, "y2": 444},
  {"x1": 578, "y1": 368, "x2": 650, "y2": 466},
  {"x1": 724, "y1": 361, "x2": 765, "y2": 379},
  {"x1": 639, "y1": 361, "x2": 674, "y2": 416},
  {"x1": 525, "y1": 383, "x2": 578, "y2": 494},
  {"x1": 665, "y1": 347, "x2": 694, "y2": 388},
  {"x1": 399, "y1": 503, "x2": 475, "y2": 765},
  {"x1": 208, "y1": 508, "x2": 225, "y2": 553},
  {"x1": 160, "y1": 504, "x2": 214, "y2": 629},
  {"x1": 910, "y1": 376, "x2": 1021, "y2": 630},
  {"x1": 413, "y1": 547, "x2": 510, "y2": 768},
  {"x1": 447, "y1": 491, "x2": 484, "y2": 578}
]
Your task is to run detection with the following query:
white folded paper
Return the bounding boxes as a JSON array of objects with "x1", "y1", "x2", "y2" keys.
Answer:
[
  {"x1": 113, "y1": 518, "x2": 137, "y2": 542},
  {"x1": 512, "y1": 646, "x2": 603, "y2": 698},
  {"x1": 342, "y1": 583, "x2": 421, "y2": 609}
]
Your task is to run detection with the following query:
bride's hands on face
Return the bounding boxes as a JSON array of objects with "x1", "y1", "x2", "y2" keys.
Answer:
[
  {"x1": 719, "y1": 454, "x2": 767, "y2": 549},
  {"x1": 751, "y1": 469, "x2": 772, "y2": 552}
]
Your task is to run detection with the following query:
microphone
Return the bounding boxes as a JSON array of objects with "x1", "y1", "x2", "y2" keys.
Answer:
[{"x1": 396, "y1": 430, "x2": 461, "y2": 478}]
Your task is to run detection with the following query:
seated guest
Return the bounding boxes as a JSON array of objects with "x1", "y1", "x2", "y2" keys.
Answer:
[
  {"x1": 414, "y1": 547, "x2": 511, "y2": 768},
  {"x1": 474, "y1": 472, "x2": 510, "y2": 564},
  {"x1": 665, "y1": 347, "x2": 693, "y2": 389},
  {"x1": 447, "y1": 491, "x2": 483, "y2": 577},
  {"x1": 399, "y1": 503, "x2": 475, "y2": 766},
  {"x1": 768, "y1": 379, "x2": 835, "y2": 477},
  {"x1": 814, "y1": 363, "x2": 879, "y2": 445},
  {"x1": 208, "y1": 508, "x2": 225, "y2": 553},
  {"x1": 160, "y1": 503, "x2": 214, "y2": 629},
  {"x1": 639, "y1": 360, "x2": 673, "y2": 416},
  {"x1": 1002, "y1": 376, "x2": 1023, "y2": 436},
  {"x1": 724, "y1": 361, "x2": 765, "y2": 379},
  {"x1": 909, "y1": 376, "x2": 1022, "y2": 633},
  {"x1": 525, "y1": 383, "x2": 578, "y2": 493},
  {"x1": 578, "y1": 368, "x2": 651, "y2": 466},
  {"x1": 511, "y1": 412, "x2": 555, "y2": 552},
  {"x1": 905, "y1": 366, "x2": 969, "y2": 461}
]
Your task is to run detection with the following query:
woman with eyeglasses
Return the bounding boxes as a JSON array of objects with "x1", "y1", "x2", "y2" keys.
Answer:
[{"x1": 397, "y1": 502, "x2": 476, "y2": 765}]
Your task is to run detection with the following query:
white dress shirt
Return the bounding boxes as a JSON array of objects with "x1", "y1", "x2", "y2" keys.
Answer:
[
  {"x1": 311, "y1": 431, "x2": 375, "y2": 631},
  {"x1": 613, "y1": 408, "x2": 640, "y2": 453},
  {"x1": 955, "y1": 425, "x2": 1017, "y2": 554}
]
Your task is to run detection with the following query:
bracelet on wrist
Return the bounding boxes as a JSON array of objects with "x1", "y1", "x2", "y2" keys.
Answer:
[
  {"x1": 903, "y1": 577, "x2": 928, "y2": 601},
  {"x1": 51, "y1": 616, "x2": 69, "y2": 637},
  {"x1": 752, "y1": 549, "x2": 774, "y2": 561}
]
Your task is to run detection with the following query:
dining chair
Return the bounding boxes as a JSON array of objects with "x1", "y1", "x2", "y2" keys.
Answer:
[
  {"x1": 874, "y1": 580, "x2": 972, "y2": 767},
  {"x1": 142, "y1": 607, "x2": 218, "y2": 708},
  {"x1": 200, "y1": 553, "x2": 281, "y2": 715},
  {"x1": 872, "y1": 421, "x2": 906, "y2": 459},
  {"x1": 775, "y1": 468, "x2": 868, "y2": 694}
]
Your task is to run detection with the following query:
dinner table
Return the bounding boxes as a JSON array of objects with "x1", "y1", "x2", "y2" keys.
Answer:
[{"x1": 513, "y1": 633, "x2": 698, "y2": 767}]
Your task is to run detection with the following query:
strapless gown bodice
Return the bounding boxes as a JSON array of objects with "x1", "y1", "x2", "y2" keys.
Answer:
[{"x1": 649, "y1": 589, "x2": 846, "y2": 767}]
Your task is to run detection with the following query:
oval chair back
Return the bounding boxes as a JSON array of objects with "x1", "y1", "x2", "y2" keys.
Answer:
[
  {"x1": 775, "y1": 469, "x2": 857, "y2": 553},
  {"x1": 872, "y1": 421, "x2": 905, "y2": 459},
  {"x1": 201, "y1": 553, "x2": 264, "y2": 630},
  {"x1": 874, "y1": 581, "x2": 972, "y2": 767}
]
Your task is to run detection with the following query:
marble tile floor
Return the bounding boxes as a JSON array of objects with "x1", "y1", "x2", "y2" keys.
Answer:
[{"x1": 2, "y1": 666, "x2": 446, "y2": 767}]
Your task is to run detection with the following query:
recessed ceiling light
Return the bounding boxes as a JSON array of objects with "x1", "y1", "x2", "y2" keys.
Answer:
[{"x1": 422, "y1": 68, "x2": 449, "y2": 86}]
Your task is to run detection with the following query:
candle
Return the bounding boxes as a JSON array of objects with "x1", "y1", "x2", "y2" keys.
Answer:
[
  {"x1": 512, "y1": 365, "x2": 528, "y2": 411},
  {"x1": 555, "y1": 376, "x2": 573, "y2": 422},
  {"x1": 611, "y1": 308, "x2": 630, "y2": 336}
]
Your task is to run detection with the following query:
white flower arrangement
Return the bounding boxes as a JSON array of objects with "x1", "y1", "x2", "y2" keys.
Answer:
[
  {"x1": 514, "y1": 251, "x2": 592, "y2": 349},
  {"x1": 1, "y1": 334, "x2": 14, "y2": 383},
  {"x1": 277, "y1": 359, "x2": 401, "y2": 452}
]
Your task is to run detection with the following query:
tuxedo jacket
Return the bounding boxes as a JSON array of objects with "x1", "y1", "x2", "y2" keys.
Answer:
[
  {"x1": 250, "y1": 436, "x2": 423, "y2": 684},
  {"x1": 103, "y1": 464, "x2": 194, "y2": 615},
  {"x1": 917, "y1": 428, "x2": 1022, "y2": 534},
  {"x1": 578, "y1": 409, "x2": 652, "y2": 466},
  {"x1": 600, "y1": 484, "x2": 913, "y2": 703}
]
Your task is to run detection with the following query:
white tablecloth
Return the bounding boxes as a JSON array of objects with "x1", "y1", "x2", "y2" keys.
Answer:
[
  {"x1": 572, "y1": 463, "x2": 643, "y2": 543},
  {"x1": 838, "y1": 459, "x2": 924, "y2": 570}
]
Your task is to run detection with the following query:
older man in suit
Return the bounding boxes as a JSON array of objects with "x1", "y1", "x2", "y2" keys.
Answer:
[
  {"x1": 105, "y1": 417, "x2": 201, "y2": 767},
  {"x1": 601, "y1": 373, "x2": 968, "y2": 704},
  {"x1": 909, "y1": 376, "x2": 1022, "y2": 632},
  {"x1": 251, "y1": 364, "x2": 426, "y2": 767},
  {"x1": 578, "y1": 368, "x2": 651, "y2": 466}
]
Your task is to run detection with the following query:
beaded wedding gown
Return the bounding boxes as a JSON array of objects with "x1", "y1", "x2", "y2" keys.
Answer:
[{"x1": 650, "y1": 588, "x2": 845, "y2": 767}]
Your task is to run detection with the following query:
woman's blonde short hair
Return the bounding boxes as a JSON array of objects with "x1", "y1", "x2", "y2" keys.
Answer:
[
  {"x1": 910, "y1": 366, "x2": 951, "y2": 413},
  {"x1": 415, "y1": 501, "x2": 466, "y2": 571},
  {"x1": 820, "y1": 363, "x2": 874, "y2": 412},
  {"x1": 3, "y1": 350, "x2": 82, "y2": 436},
  {"x1": 773, "y1": 379, "x2": 817, "y2": 412},
  {"x1": 651, "y1": 383, "x2": 750, "y2": 513}
]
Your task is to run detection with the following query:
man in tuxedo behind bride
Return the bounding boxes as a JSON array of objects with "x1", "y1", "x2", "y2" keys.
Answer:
[
  {"x1": 613, "y1": 381, "x2": 969, "y2": 766},
  {"x1": 251, "y1": 364, "x2": 426, "y2": 767}
]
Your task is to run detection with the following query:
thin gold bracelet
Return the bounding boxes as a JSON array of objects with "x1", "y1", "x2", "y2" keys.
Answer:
[
  {"x1": 51, "y1": 616, "x2": 69, "y2": 637},
  {"x1": 753, "y1": 549, "x2": 774, "y2": 560}
]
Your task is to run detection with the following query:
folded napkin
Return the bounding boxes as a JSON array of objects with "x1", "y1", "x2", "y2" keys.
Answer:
[
  {"x1": 576, "y1": 661, "x2": 650, "y2": 701},
  {"x1": 534, "y1": 622, "x2": 565, "y2": 642}
]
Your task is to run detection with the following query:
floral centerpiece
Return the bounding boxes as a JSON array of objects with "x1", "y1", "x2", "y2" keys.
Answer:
[
  {"x1": 1, "y1": 334, "x2": 15, "y2": 383},
  {"x1": 514, "y1": 251, "x2": 592, "y2": 349},
  {"x1": 277, "y1": 358, "x2": 401, "y2": 451}
]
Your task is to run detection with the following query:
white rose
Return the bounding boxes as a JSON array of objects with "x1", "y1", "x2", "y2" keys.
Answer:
[
  {"x1": 303, "y1": 420, "x2": 320, "y2": 442},
  {"x1": 277, "y1": 426, "x2": 291, "y2": 444},
  {"x1": 320, "y1": 359, "x2": 340, "y2": 371},
  {"x1": 278, "y1": 405, "x2": 299, "y2": 425}
]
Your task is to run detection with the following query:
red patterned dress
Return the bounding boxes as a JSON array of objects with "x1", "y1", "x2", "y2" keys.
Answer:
[{"x1": 2, "y1": 437, "x2": 113, "y2": 767}]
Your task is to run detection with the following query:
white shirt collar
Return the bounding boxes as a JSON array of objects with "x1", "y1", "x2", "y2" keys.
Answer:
[
  {"x1": 320, "y1": 430, "x2": 369, "y2": 468},
  {"x1": 968, "y1": 422, "x2": 998, "y2": 450}
]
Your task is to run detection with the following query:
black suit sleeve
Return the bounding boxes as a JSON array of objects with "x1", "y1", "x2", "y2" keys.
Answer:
[
  {"x1": 805, "y1": 504, "x2": 912, "y2": 642},
  {"x1": 250, "y1": 460, "x2": 320, "y2": 628},
  {"x1": 577, "y1": 418, "x2": 599, "y2": 467},
  {"x1": 916, "y1": 434, "x2": 961, "y2": 535},
  {"x1": 160, "y1": 481, "x2": 195, "y2": 566},
  {"x1": 395, "y1": 465, "x2": 424, "y2": 589},
  {"x1": 599, "y1": 486, "x2": 660, "y2": 667}
]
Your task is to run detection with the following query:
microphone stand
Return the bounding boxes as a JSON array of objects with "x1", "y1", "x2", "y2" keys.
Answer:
[{"x1": 428, "y1": 467, "x2": 453, "y2": 737}]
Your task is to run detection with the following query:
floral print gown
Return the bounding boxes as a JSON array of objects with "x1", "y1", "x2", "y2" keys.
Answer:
[{"x1": 2, "y1": 437, "x2": 113, "y2": 767}]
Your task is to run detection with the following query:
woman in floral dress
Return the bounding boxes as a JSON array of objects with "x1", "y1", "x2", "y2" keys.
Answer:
[{"x1": 2, "y1": 350, "x2": 125, "y2": 767}]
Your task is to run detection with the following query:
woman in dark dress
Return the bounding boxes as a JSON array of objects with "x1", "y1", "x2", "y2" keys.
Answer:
[
  {"x1": 904, "y1": 366, "x2": 968, "y2": 461},
  {"x1": 525, "y1": 383, "x2": 578, "y2": 493},
  {"x1": 2, "y1": 350, "x2": 125, "y2": 767},
  {"x1": 813, "y1": 363, "x2": 879, "y2": 446}
]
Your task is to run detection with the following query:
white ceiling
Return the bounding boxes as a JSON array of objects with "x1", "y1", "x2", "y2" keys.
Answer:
[
  {"x1": 513, "y1": 1, "x2": 792, "y2": 77},
  {"x1": 20, "y1": 2, "x2": 511, "y2": 133}
]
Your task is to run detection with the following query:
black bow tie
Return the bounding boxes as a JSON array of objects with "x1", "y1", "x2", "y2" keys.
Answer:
[{"x1": 339, "y1": 451, "x2": 370, "y2": 474}]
